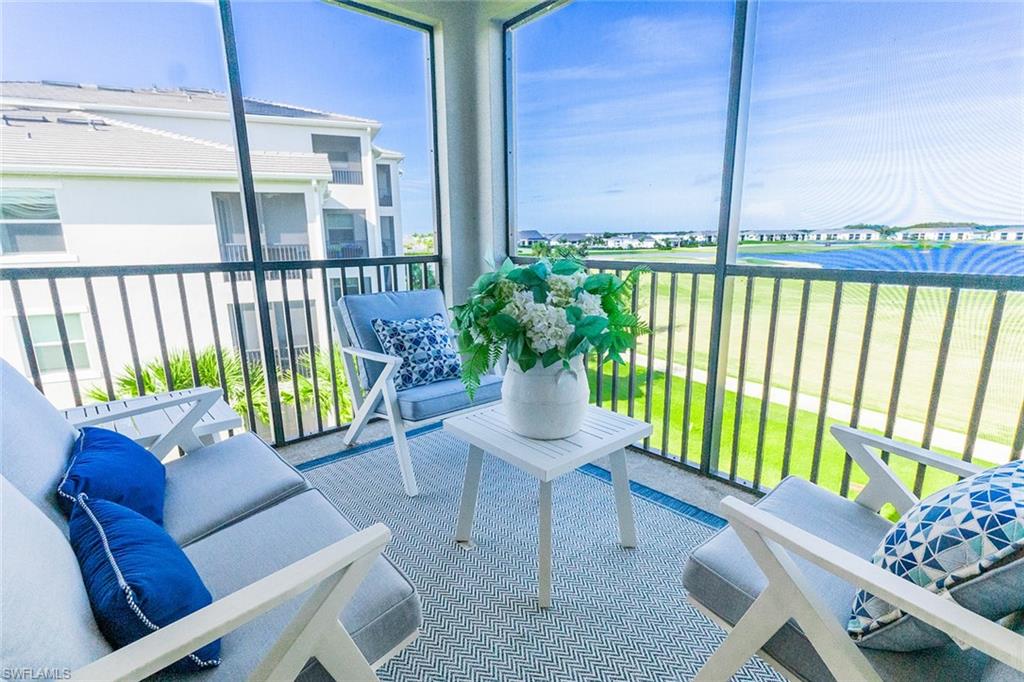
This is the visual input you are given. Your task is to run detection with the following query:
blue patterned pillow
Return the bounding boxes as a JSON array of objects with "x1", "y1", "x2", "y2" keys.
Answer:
[
  {"x1": 849, "y1": 459, "x2": 1024, "y2": 650},
  {"x1": 372, "y1": 313, "x2": 462, "y2": 390}
]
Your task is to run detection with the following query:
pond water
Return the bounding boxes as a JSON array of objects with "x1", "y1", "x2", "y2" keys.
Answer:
[{"x1": 752, "y1": 242, "x2": 1024, "y2": 275}]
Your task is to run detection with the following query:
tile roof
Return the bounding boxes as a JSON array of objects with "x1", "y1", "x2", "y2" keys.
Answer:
[
  {"x1": 1, "y1": 108, "x2": 332, "y2": 179},
  {"x1": 1, "y1": 81, "x2": 377, "y2": 125}
]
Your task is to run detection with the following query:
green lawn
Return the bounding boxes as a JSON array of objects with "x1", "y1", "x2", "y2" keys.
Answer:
[
  {"x1": 581, "y1": 255, "x2": 1024, "y2": 450},
  {"x1": 586, "y1": 363, "x2": 995, "y2": 501}
]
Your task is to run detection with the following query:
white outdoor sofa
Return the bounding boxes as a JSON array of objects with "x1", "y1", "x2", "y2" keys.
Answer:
[
  {"x1": 0, "y1": 359, "x2": 421, "y2": 681},
  {"x1": 683, "y1": 425, "x2": 1024, "y2": 681}
]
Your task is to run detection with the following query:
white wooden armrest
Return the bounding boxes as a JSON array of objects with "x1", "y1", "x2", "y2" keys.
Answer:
[
  {"x1": 714, "y1": 497, "x2": 1024, "y2": 678},
  {"x1": 72, "y1": 523, "x2": 391, "y2": 682},
  {"x1": 830, "y1": 425, "x2": 984, "y2": 515},
  {"x1": 70, "y1": 389, "x2": 222, "y2": 459},
  {"x1": 340, "y1": 345, "x2": 403, "y2": 367}
]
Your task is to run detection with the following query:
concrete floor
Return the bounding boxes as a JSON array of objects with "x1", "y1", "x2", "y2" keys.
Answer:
[{"x1": 278, "y1": 417, "x2": 759, "y2": 516}]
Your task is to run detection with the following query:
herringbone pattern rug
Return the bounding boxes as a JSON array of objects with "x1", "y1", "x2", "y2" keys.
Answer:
[{"x1": 302, "y1": 427, "x2": 782, "y2": 681}]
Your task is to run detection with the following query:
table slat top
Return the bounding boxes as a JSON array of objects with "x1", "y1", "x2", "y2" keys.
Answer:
[{"x1": 444, "y1": 404, "x2": 651, "y2": 482}]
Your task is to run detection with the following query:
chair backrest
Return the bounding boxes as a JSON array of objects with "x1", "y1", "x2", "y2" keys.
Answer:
[
  {"x1": 1, "y1": 475, "x2": 113, "y2": 672},
  {"x1": 334, "y1": 288, "x2": 449, "y2": 390},
  {"x1": 0, "y1": 359, "x2": 78, "y2": 527}
]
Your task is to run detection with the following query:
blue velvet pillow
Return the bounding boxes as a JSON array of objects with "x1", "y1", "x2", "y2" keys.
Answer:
[
  {"x1": 58, "y1": 426, "x2": 165, "y2": 524},
  {"x1": 69, "y1": 494, "x2": 220, "y2": 673}
]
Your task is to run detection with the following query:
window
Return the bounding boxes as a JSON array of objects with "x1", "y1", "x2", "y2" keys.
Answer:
[
  {"x1": 376, "y1": 164, "x2": 393, "y2": 206},
  {"x1": 312, "y1": 134, "x2": 363, "y2": 185},
  {"x1": 324, "y1": 209, "x2": 368, "y2": 258},
  {"x1": 506, "y1": 1, "x2": 734, "y2": 256},
  {"x1": 0, "y1": 190, "x2": 66, "y2": 255},
  {"x1": 27, "y1": 314, "x2": 89, "y2": 373},
  {"x1": 229, "y1": 301, "x2": 317, "y2": 357},
  {"x1": 380, "y1": 215, "x2": 397, "y2": 256},
  {"x1": 212, "y1": 192, "x2": 309, "y2": 261}
]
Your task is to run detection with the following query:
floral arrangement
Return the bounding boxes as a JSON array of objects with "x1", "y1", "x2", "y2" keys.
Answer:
[{"x1": 451, "y1": 258, "x2": 648, "y2": 396}]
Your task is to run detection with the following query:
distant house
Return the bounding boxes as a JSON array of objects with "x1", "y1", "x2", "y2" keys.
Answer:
[
  {"x1": 978, "y1": 225, "x2": 1024, "y2": 242},
  {"x1": 742, "y1": 229, "x2": 809, "y2": 242},
  {"x1": 517, "y1": 229, "x2": 547, "y2": 247},
  {"x1": 810, "y1": 228, "x2": 876, "y2": 242},
  {"x1": 551, "y1": 233, "x2": 591, "y2": 245},
  {"x1": 605, "y1": 233, "x2": 656, "y2": 249}
]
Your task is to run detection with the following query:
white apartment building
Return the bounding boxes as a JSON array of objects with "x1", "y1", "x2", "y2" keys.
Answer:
[{"x1": 0, "y1": 81, "x2": 406, "y2": 406}]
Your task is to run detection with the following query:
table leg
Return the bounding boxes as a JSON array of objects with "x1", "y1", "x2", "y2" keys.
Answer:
[
  {"x1": 456, "y1": 445, "x2": 485, "y2": 544},
  {"x1": 538, "y1": 479, "x2": 553, "y2": 608},
  {"x1": 609, "y1": 448, "x2": 637, "y2": 548}
]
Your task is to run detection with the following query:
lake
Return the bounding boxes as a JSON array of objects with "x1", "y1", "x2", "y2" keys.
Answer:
[{"x1": 752, "y1": 242, "x2": 1024, "y2": 275}]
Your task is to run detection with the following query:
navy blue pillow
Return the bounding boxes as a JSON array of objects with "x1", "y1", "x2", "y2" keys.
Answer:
[
  {"x1": 69, "y1": 494, "x2": 220, "y2": 673},
  {"x1": 58, "y1": 426, "x2": 165, "y2": 524}
]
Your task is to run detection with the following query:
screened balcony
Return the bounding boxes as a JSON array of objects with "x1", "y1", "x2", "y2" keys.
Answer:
[{"x1": 1, "y1": 1, "x2": 1022, "y2": 681}]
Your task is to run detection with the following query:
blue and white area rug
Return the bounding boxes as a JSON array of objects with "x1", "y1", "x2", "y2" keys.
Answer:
[{"x1": 300, "y1": 426, "x2": 782, "y2": 681}]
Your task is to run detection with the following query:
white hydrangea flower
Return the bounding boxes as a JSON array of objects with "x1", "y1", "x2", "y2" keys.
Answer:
[
  {"x1": 506, "y1": 292, "x2": 572, "y2": 354},
  {"x1": 576, "y1": 291, "x2": 605, "y2": 318}
]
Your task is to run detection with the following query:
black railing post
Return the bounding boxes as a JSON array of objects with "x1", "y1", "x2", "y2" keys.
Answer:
[
  {"x1": 218, "y1": 0, "x2": 286, "y2": 445},
  {"x1": 700, "y1": 0, "x2": 758, "y2": 476}
]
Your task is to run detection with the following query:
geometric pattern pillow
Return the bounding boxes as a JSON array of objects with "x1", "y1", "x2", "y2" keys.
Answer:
[
  {"x1": 372, "y1": 313, "x2": 462, "y2": 390},
  {"x1": 849, "y1": 458, "x2": 1024, "y2": 645}
]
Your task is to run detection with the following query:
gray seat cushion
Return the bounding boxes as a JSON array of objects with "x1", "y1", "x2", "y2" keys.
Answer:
[
  {"x1": 0, "y1": 359, "x2": 78, "y2": 527},
  {"x1": 337, "y1": 289, "x2": 449, "y2": 389},
  {"x1": 378, "y1": 375, "x2": 503, "y2": 422},
  {"x1": 171, "y1": 489, "x2": 420, "y2": 680},
  {"x1": 683, "y1": 476, "x2": 993, "y2": 681},
  {"x1": 980, "y1": 618, "x2": 1024, "y2": 681},
  {"x1": 1, "y1": 476, "x2": 112, "y2": 672},
  {"x1": 164, "y1": 433, "x2": 309, "y2": 546}
]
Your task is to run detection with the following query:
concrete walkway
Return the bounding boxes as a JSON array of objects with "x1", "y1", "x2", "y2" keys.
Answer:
[{"x1": 622, "y1": 353, "x2": 1013, "y2": 464}]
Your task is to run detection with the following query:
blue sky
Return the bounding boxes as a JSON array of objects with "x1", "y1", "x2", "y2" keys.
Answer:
[
  {"x1": 1, "y1": 0, "x2": 435, "y2": 234},
  {"x1": 514, "y1": 0, "x2": 1024, "y2": 233},
  {"x1": 3, "y1": 1, "x2": 1022, "y2": 235}
]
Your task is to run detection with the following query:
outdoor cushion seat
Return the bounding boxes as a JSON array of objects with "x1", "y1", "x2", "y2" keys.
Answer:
[
  {"x1": 682, "y1": 475, "x2": 993, "y2": 681},
  {"x1": 375, "y1": 374, "x2": 504, "y2": 422},
  {"x1": 168, "y1": 489, "x2": 421, "y2": 679},
  {"x1": 163, "y1": 432, "x2": 310, "y2": 545}
]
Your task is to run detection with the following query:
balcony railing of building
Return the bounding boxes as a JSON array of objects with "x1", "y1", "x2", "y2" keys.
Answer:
[
  {"x1": 220, "y1": 242, "x2": 312, "y2": 280},
  {"x1": 331, "y1": 169, "x2": 363, "y2": 185},
  {"x1": 326, "y1": 241, "x2": 370, "y2": 259},
  {"x1": 378, "y1": 193, "x2": 393, "y2": 207},
  {"x1": 2, "y1": 254, "x2": 441, "y2": 445},
  {"x1": 514, "y1": 256, "x2": 1024, "y2": 503}
]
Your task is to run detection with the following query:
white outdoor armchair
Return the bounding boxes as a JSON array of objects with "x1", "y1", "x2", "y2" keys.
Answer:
[
  {"x1": 684, "y1": 425, "x2": 1024, "y2": 681},
  {"x1": 333, "y1": 289, "x2": 503, "y2": 496}
]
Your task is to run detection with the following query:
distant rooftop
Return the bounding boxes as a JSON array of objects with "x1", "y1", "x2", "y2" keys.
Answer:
[{"x1": 0, "y1": 81, "x2": 378, "y2": 126}]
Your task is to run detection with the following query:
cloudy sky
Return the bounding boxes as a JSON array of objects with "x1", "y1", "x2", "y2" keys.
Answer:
[{"x1": 3, "y1": 1, "x2": 1022, "y2": 235}]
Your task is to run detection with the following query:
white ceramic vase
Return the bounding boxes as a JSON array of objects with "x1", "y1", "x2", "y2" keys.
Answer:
[{"x1": 501, "y1": 354, "x2": 589, "y2": 440}]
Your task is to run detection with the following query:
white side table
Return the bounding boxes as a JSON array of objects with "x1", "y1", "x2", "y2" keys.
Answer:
[{"x1": 444, "y1": 403, "x2": 652, "y2": 608}]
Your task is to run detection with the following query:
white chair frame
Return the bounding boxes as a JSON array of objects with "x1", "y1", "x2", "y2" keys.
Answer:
[
  {"x1": 72, "y1": 524, "x2": 394, "y2": 682},
  {"x1": 334, "y1": 305, "x2": 501, "y2": 498},
  {"x1": 691, "y1": 425, "x2": 1024, "y2": 682}
]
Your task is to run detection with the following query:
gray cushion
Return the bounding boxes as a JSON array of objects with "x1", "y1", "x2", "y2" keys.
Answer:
[
  {"x1": 0, "y1": 476, "x2": 112, "y2": 671},
  {"x1": 0, "y1": 358, "x2": 78, "y2": 527},
  {"x1": 170, "y1": 489, "x2": 420, "y2": 680},
  {"x1": 164, "y1": 432, "x2": 309, "y2": 546},
  {"x1": 980, "y1": 618, "x2": 1024, "y2": 681},
  {"x1": 682, "y1": 476, "x2": 992, "y2": 681},
  {"x1": 381, "y1": 375, "x2": 503, "y2": 422},
  {"x1": 337, "y1": 289, "x2": 449, "y2": 389}
]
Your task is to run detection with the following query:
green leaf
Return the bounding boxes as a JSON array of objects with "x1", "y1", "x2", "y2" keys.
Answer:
[
  {"x1": 529, "y1": 260, "x2": 550, "y2": 281},
  {"x1": 487, "y1": 313, "x2": 520, "y2": 336},
  {"x1": 531, "y1": 282, "x2": 549, "y2": 303},
  {"x1": 517, "y1": 351, "x2": 538, "y2": 372},
  {"x1": 507, "y1": 333, "x2": 525, "y2": 361},
  {"x1": 499, "y1": 257, "x2": 516, "y2": 275},
  {"x1": 575, "y1": 314, "x2": 609, "y2": 338},
  {"x1": 471, "y1": 271, "x2": 498, "y2": 293},
  {"x1": 507, "y1": 267, "x2": 542, "y2": 287},
  {"x1": 551, "y1": 259, "x2": 582, "y2": 275},
  {"x1": 565, "y1": 306, "x2": 583, "y2": 323},
  {"x1": 583, "y1": 272, "x2": 615, "y2": 294},
  {"x1": 564, "y1": 331, "x2": 590, "y2": 357},
  {"x1": 541, "y1": 348, "x2": 561, "y2": 367}
]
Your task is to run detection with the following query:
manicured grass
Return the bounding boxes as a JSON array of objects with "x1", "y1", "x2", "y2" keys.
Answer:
[
  {"x1": 589, "y1": 260, "x2": 1023, "y2": 449},
  {"x1": 586, "y1": 363, "x2": 995, "y2": 501}
]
